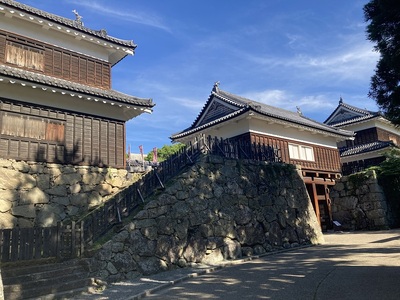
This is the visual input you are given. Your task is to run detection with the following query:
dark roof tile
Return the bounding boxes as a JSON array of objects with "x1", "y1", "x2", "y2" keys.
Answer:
[
  {"x1": 172, "y1": 84, "x2": 354, "y2": 139},
  {"x1": 339, "y1": 141, "x2": 394, "y2": 157},
  {"x1": 0, "y1": 64, "x2": 153, "y2": 107},
  {"x1": 0, "y1": 0, "x2": 136, "y2": 49}
]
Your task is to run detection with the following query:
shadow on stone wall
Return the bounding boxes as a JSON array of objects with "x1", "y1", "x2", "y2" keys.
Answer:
[
  {"x1": 0, "y1": 157, "x2": 140, "y2": 229},
  {"x1": 89, "y1": 156, "x2": 323, "y2": 281},
  {"x1": 330, "y1": 170, "x2": 390, "y2": 231}
]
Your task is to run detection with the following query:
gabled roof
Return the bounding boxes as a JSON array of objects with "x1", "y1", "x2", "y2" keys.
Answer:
[
  {"x1": 324, "y1": 98, "x2": 382, "y2": 127},
  {"x1": 0, "y1": 64, "x2": 153, "y2": 109},
  {"x1": 171, "y1": 83, "x2": 354, "y2": 140},
  {"x1": 0, "y1": 0, "x2": 136, "y2": 64},
  {"x1": 339, "y1": 141, "x2": 394, "y2": 157}
]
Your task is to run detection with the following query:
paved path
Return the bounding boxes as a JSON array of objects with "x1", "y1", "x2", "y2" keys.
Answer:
[{"x1": 81, "y1": 230, "x2": 400, "y2": 300}]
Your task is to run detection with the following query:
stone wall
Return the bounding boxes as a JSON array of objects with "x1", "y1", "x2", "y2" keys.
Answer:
[
  {"x1": 0, "y1": 158, "x2": 141, "y2": 228},
  {"x1": 330, "y1": 170, "x2": 389, "y2": 230},
  {"x1": 89, "y1": 156, "x2": 324, "y2": 282}
]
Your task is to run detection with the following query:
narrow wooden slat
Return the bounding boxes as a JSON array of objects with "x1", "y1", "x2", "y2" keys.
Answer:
[
  {"x1": 0, "y1": 229, "x2": 3, "y2": 261},
  {"x1": 33, "y1": 227, "x2": 43, "y2": 259},
  {"x1": 11, "y1": 228, "x2": 20, "y2": 261},
  {"x1": 20, "y1": 228, "x2": 34, "y2": 260},
  {"x1": 1, "y1": 229, "x2": 11, "y2": 262},
  {"x1": 71, "y1": 221, "x2": 76, "y2": 259},
  {"x1": 42, "y1": 227, "x2": 53, "y2": 258}
]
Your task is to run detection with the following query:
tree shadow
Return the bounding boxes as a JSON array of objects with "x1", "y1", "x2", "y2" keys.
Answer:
[{"x1": 145, "y1": 231, "x2": 400, "y2": 299}]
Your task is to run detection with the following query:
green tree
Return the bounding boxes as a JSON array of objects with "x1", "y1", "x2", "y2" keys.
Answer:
[
  {"x1": 374, "y1": 148, "x2": 400, "y2": 176},
  {"x1": 364, "y1": 0, "x2": 400, "y2": 125},
  {"x1": 145, "y1": 143, "x2": 186, "y2": 162}
]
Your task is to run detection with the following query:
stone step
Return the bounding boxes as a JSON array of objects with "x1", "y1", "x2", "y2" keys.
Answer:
[
  {"x1": 2, "y1": 259, "x2": 86, "y2": 278},
  {"x1": 5, "y1": 278, "x2": 92, "y2": 300},
  {"x1": 2, "y1": 259, "x2": 93, "y2": 300},
  {"x1": 3, "y1": 265, "x2": 86, "y2": 285},
  {"x1": 4, "y1": 270, "x2": 88, "y2": 291}
]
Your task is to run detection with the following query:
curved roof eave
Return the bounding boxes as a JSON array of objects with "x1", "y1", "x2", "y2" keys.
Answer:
[
  {"x1": 171, "y1": 107, "x2": 249, "y2": 139},
  {"x1": 172, "y1": 106, "x2": 353, "y2": 140},
  {"x1": 330, "y1": 115, "x2": 379, "y2": 127},
  {"x1": 213, "y1": 89, "x2": 354, "y2": 138},
  {"x1": 248, "y1": 105, "x2": 354, "y2": 138},
  {"x1": 0, "y1": 64, "x2": 154, "y2": 108},
  {"x1": 340, "y1": 141, "x2": 395, "y2": 157},
  {"x1": 324, "y1": 100, "x2": 380, "y2": 125},
  {"x1": 0, "y1": 0, "x2": 137, "y2": 50}
]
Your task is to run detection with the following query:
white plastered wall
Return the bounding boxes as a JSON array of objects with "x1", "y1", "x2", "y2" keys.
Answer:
[
  {"x1": 1, "y1": 14, "x2": 112, "y2": 62},
  {"x1": 194, "y1": 115, "x2": 341, "y2": 148},
  {"x1": 340, "y1": 118, "x2": 400, "y2": 136},
  {"x1": 0, "y1": 81, "x2": 142, "y2": 121}
]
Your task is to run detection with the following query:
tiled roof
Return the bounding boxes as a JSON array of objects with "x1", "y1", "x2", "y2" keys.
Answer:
[
  {"x1": 0, "y1": 0, "x2": 136, "y2": 49},
  {"x1": 171, "y1": 84, "x2": 354, "y2": 139},
  {"x1": 216, "y1": 89, "x2": 354, "y2": 136},
  {"x1": 339, "y1": 141, "x2": 394, "y2": 157},
  {"x1": 171, "y1": 107, "x2": 248, "y2": 139},
  {"x1": 329, "y1": 114, "x2": 381, "y2": 127},
  {"x1": 0, "y1": 64, "x2": 153, "y2": 108},
  {"x1": 324, "y1": 99, "x2": 382, "y2": 127}
]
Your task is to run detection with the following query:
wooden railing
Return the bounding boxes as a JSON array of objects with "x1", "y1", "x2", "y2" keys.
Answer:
[
  {"x1": 0, "y1": 135, "x2": 281, "y2": 263},
  {"x1": 203, "y1": 136, "x2": 282, "y2": 162}
]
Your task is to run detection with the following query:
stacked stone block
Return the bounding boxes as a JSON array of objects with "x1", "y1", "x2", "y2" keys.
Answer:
[
  {"x1": 89, "y1": 156, "x2": 323, "y2": 281},
  {"x1": 0, "y1": 159, "x2": 140, "y2": 228},
  {"x1": 330, "y1": 170, "x2": 389, "y2": 230}
]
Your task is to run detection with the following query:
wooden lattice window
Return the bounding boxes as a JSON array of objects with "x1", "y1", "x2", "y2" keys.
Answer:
[
  {"x1": 5, "y1": 41, "x2": 44, "y2": 71},
  {"x1": 288, "y1": 143, "x2": 315, "y2": 161},
  {"x1": 1, "y1": 112, "x2": 64, "y2": 143}
]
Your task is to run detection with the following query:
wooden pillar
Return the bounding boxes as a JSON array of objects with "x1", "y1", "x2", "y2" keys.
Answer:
[
  {"x1": 324, "y1": 184, "x2": 333, "y2": 228},
  {"x1": 311, "y1": 182, "x2": 321, "y2": 226}
]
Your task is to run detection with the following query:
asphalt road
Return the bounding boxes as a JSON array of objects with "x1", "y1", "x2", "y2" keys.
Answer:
[{"x1": 143, "y1": 230, "x2": 400, "y2": 300}]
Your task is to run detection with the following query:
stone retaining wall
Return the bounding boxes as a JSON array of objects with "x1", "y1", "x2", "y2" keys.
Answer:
[
  {"x1": 0, "y1": 158, "x2": 141, "y2": 228},
  {"x1": 330, "y1": 170, "x2": 389, "y2": 230},
  {"x1": 89, "y1": 156, "x2": 323, "y2": 282}
]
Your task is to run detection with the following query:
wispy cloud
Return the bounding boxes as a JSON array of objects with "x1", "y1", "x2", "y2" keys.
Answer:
[
  {"x1": 244, "y1": 90, "x2": 289, "y2": 108},
  {"x1": 243, "y1": 89, "x2": 338, "y2": 117},
  {"x1": 242, "y1": 39, "x2": 378, "y2": 84},
  {"x1": 67, "y1": 0, "x2": 170, "y2": 32},
  {"x1": 168, "y1": 97, "x2": 205, "y2": 110}
]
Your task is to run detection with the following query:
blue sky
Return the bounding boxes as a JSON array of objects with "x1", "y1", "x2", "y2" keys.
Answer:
[{"x1": 20, "y1": 0, "x2": 378, "y2": 155}]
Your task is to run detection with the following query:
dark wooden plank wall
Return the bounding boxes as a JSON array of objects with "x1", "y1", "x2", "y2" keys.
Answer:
[
  {"x1": 0, "y1": 99, "x2": 125, "y2": 168},
  {"x1": 245, "y1": 132, "x2": 341, "y2": 173},
  {"x1": 344, "y1": 127, "x2": 400, "y2": 148},
  {"x1": 0, "y1": 30, "x2": 111, "y2": 89},
  {"x1": 353, "y1": 127, "x2": 378, "y2": 146},
  {"x1": 377, "y1": 127, "x2": 400, "y2": 145}
]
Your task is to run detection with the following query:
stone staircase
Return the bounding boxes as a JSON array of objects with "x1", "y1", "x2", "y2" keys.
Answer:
[{"x1": 2, "y1": 259, "x2": 98, "y2": 300}]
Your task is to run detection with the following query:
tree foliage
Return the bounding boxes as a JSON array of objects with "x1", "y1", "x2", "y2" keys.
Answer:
[
  {"x1": 364, "y1": 0, "x2": 400, "y2": 125},
  {"x1": 145, "y1": 143, "x2": 186, "y2": 162},
  {"x1": 372, "y1": 148, "x2": 400, "y2": 227},
  {"x1": 374, "y1": 148, "x2": 400, "y2": 176}
]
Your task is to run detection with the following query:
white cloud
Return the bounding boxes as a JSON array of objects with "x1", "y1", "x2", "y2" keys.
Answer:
[
  {"x1": 293, "y1": 44, "x2": 378, "y2": 78},
  {"x1": 168, "y1": 97, "x2": 205, "y2": 110},
  {"x1": 243, "y1": 90, "x2": 289, "y2": 107}
]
